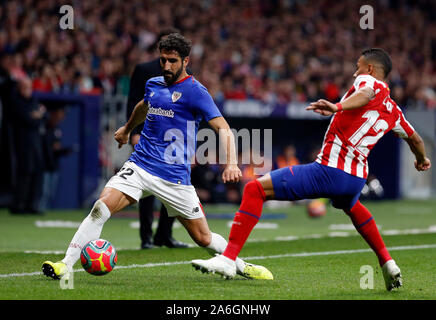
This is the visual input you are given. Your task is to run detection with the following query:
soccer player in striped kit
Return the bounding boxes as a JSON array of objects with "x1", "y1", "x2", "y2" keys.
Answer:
[{"x1": 192, "y1": 48, "x2": 431, "y2": 291}]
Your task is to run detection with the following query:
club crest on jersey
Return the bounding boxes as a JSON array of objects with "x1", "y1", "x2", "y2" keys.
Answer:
[{"x1": 172, "y1": 91, "x2": 182, "y2": 103}]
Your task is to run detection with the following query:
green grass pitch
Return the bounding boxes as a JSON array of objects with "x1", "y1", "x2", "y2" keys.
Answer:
[{"x1": 0, "y1": 199, "x2": 435, "y2": 300}]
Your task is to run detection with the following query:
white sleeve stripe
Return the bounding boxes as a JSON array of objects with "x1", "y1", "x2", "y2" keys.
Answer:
[{"x1": 392, "y1": 113, "x2": 414, "y2": 138}]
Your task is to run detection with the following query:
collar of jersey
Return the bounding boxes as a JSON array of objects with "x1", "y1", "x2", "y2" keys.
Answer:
[
  {"x1": 171, "y1": 75, "x2": 192, "y2": 85},
  {"x1": 357, "y1": 73, "x2": 388, "y2": 86}
]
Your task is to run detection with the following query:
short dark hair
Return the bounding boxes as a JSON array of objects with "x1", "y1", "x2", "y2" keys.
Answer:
[
  {"x1": 157, "y1": 27, "x2": 181, "y2": 42},
  {"x1": 158, "y1": 33, "x2": 192, "y2": 59},
  {"x1": 361, "y1": 48, "x2": 392, "y2": 78},
  {"x1": 147, "y1": 28, "x2": 181, "y2": 53}
]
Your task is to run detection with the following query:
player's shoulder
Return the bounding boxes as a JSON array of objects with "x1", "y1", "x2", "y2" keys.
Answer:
[
  {"x1": 354, "y1": 75, "x2": 391, "y2": 99},
  {"x1": 391, "y1": 98, "x2": 405, "y2": 114},
  {"x1": 379, "y1": 95, "x2": 406, "y2": 116},
  {"x1": 353, "y1": 74, "x2": 376, "y2": 87},
  {"x1": 189, "y1": 77, "x2": 209, "y2": 94},
  {"x1": 354, "y1": 74, "x2": 376, "y2": 82},
  {"x1": 146, "y1": 76, "x2": 165, "y2": 87}
]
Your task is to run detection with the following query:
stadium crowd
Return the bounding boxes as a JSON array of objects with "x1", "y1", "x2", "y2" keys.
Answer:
[{"x1": 0, "y1": 0, "x2": 435, "y2": 109}]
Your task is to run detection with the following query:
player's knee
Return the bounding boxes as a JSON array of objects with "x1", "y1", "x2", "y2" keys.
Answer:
[
  {"x1": 243, "y1": 180, "x2": 266, "y2": 200},
  {"x1": 96, "y1": 197, "x2": 115, "y2": 215},
  {"x1": 87, "y1": 199, "x2": 111, "y2": 224},
  {"x1": 98, "y1": 187, "x2": 135, "y2": 215},
  {"x1": 193, "y1": 232, "x2": 211, "y2": 247}
]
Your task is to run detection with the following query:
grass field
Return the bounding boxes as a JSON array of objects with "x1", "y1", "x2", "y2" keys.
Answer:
[{"x1": 1, "y1": 199, "x2": 436, "y2": 301}]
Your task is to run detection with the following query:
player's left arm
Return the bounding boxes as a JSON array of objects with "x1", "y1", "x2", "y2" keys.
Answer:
[
  {"x1": 403, "y1": 131, "x2": 431, "y2": 171},
  {"x1": 306, "y1": 87, "x2": 374, "y2": 116},
  {"x1": 208, "y1": 116, "x2": 242, "y2": 183}
]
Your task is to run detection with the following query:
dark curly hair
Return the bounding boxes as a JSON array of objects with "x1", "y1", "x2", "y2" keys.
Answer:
[{"x1": 158, "y1": 33, "x2": 192, "y2": 59}]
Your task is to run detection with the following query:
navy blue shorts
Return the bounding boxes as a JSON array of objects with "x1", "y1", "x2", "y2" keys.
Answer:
[{"x1": 270, "y1": 162, "x2": 366, "y2": 210}]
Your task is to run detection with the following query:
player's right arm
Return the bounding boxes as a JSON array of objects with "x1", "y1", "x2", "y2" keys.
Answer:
[
  {"x1": 114, "y1": 99, "x2": 149, "y2": 148},
  {"x1": 403, "y1": 132, "x2": 431, "y2": 171},
  {"x1": 208, "y1": 116, "x2": 242, "y2": 183},
  {"x1": 306, "y1": 87, "x2": 374, "y2": 116}
]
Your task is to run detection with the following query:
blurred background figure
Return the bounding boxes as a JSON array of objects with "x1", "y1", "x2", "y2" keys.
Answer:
[
  {"x1": 39, "y1": 108, "x2": 76, "y2": 211},
  {"x1": 0, "y1": 53, "x2": 14, "y2": 147},
  {"x1": 0, "y1": 53, "x2": 16, "y2": 208},
  {"x1": 275, "y1": 144, "x2": 300, "y2": 168},
  {"x1": 9, "y1": 77, "x2": 46, "y2": 214}
]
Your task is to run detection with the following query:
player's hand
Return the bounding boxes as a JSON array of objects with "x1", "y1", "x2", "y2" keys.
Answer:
[
  {"x1": 306, "y1": 99, "x2": 338, "y2": 116},
  {"x1": 222, "y1": 164, "x2": 242, "y2": 183},
  {"x1": 415, "y1": 157, "x2": 431, "y2": 171},
  {"x1": 114, "y1": 126, "x2": 130, "y2": 149}
]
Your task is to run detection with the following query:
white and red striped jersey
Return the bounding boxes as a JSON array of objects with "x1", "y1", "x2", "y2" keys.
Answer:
[{"x1": 316, "y1": 74, "x2": 415, "y2": 179}]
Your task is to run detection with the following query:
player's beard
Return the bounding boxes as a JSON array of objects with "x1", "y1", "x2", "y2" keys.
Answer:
[{"x1": 163, "y1": 65, "x2": 183, "y2": 86}]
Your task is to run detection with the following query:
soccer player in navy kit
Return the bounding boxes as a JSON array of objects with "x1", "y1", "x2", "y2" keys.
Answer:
[{"x1": 42, "y1": 33, "x2": 272, "y2": 281}]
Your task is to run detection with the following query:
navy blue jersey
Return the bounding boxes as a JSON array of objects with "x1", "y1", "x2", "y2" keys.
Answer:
[{"x1": 129, "y1": 75, "x2": 222, "y2": 185}]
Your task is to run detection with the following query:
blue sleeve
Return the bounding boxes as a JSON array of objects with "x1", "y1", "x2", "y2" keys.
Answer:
[
  {"x1": 193, "y1": 85, "x2": 222, "y2": 121},
  {"x1": 143, "y1": 80, "x2": 151, "y2": 104}
]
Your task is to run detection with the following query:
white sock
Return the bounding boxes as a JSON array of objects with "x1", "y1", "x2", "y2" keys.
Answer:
[
  {"x1": 62, "y1": 200, "x2": 111, "y2": 268},
  {"x1": 205, "y1": 232, "x2": 246, "y2": 272}
]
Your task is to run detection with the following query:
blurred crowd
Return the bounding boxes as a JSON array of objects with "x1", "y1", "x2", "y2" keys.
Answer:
[
  {"x1": 0, "y1": 0, "x2": 435, "y2": 109},
  {"x1": 0, "y1": 0, "x2": 435, "y2": 209},
  {"x1": 192, "y1": 144, "x2": 303, "y2": 204}
]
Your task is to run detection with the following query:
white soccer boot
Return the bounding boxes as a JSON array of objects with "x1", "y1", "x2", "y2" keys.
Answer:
[
  {"x1": 192, "y1": 254, "x2": 237, "y2": 279},
  {"x1": 382, "y1": 259, "x2": 402, "y2": 291}
]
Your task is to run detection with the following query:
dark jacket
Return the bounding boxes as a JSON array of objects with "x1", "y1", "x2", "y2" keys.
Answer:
[
  {"x1": 126, "y1": 58, "x2": 163, "y2": 137},
  {"x1": 10, "y1": 91, "x2": 45, "y2": 173}
]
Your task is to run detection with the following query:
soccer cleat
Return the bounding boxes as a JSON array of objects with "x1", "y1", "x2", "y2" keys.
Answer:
[
  {"x1": 239, "y1": 263, "x2": 274, "y2": 280},
  {"x1": 42, "y1": 261, "x2": 70, "y2": 280},
  {"x1": 382, "y1": 259, "x2": 402, "y2": 291},
  {"x1": 192, "y1": 254, "x2": 236, "y2": 279}
]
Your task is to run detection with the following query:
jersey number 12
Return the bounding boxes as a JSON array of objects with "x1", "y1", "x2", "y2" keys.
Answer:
[{"x1": 348, "y1": 110, "x2": 389, "y2": 156}]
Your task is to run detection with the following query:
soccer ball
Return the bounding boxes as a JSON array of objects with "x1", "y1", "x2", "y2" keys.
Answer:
[
  {"x1": 307, "y1": 199, "x2": 327, "y2": 218},
  {"x1": 80, "y1": 239, "x2": 117, "y2": 276}
]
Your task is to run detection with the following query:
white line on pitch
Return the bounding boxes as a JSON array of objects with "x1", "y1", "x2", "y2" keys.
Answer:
[
  {"x1": 1, "y1": 243, "x2": 436, "y2": 279},
  {"x1": 18, "y1": 227, "x2": 436, "y2": 255}
]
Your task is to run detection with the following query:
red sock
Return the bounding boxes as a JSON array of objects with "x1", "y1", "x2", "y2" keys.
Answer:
[
  {"x1": 223, "y1": 180, "x2": 266, "y2": 260},
  {"x1": 345, "y1": 201, "x2": 391, "y2": 266}
]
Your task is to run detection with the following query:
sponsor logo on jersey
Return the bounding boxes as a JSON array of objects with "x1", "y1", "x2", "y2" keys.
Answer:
[{"x1": 148, "y1": 106, "x2": 175, "y2": 118}]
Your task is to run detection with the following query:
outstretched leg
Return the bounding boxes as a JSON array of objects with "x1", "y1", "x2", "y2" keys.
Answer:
[
  {"x1": 345, "y1": 200, "x2": 402, "y2": 290},
  {"x1": 344, "y1": 200, "x2": 391, "y2": 266},
  {"x1": 190, "y1": 175, "x2": 274, "y2": 279},
  {"x1": 223, "y1": 175, "x2": 273, "y2": 260}
]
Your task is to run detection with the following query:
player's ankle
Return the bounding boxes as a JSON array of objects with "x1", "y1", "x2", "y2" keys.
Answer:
[
  {"x1": 223, "y1": 247, "x2": 238, "y2": 261},
  {"x1": 378, "y1": 247, "x2": 392, "y2": 267}
]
